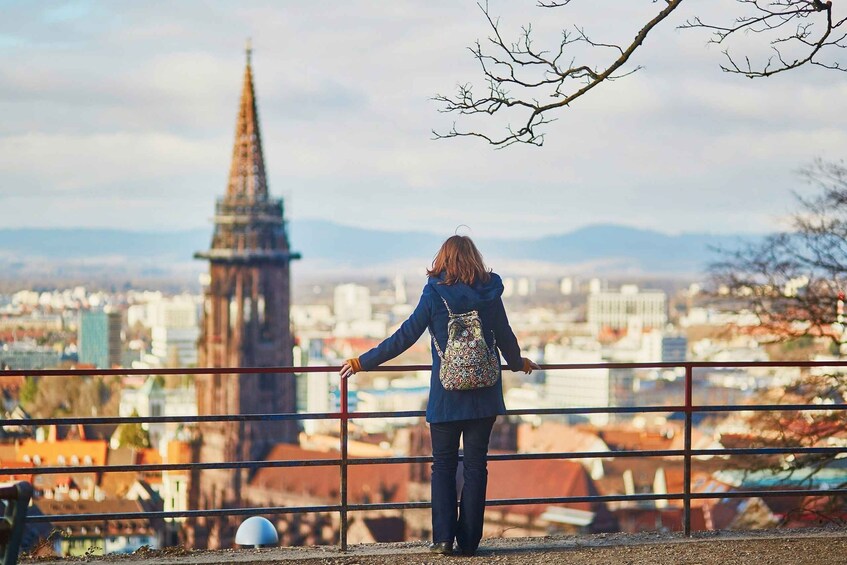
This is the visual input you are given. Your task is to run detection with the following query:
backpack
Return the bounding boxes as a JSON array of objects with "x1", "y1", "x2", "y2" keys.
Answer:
[{"x1": 431, "y1": 295, "x2": 500, "y2": 391}]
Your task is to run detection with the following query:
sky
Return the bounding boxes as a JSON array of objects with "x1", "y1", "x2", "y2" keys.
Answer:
[{"x1": 1, "y1": 0, "x2": 845, "y2": 239}]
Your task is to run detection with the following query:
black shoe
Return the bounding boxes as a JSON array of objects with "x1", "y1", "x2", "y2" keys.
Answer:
[{"x1": 428, "y1": 541, "x2": 454, "y2": 555}]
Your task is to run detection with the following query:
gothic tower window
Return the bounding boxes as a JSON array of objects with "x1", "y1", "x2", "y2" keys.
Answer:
[
  {"x1": 257, "y1": 295, "x2": 266, "y2": 326},
  {"x1": 243, "y1": 297, "x2": 252, "y2": 323}
]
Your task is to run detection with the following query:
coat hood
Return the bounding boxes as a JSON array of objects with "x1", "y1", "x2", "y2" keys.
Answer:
[{"x1": 427, "y1": 271, "x2": 504, "y2": 312}]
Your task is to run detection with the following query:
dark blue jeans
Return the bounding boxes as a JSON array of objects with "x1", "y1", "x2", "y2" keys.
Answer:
[{"x1": 430, "y1": 416, "x2": 496, "y2": 554}]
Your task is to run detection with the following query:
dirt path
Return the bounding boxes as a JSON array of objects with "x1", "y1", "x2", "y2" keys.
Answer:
[{"x1": 23, "y1": 529, "x2": 847, "y2": 565}]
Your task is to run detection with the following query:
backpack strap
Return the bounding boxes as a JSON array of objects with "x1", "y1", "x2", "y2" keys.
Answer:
[
  {"x1": 439, "y1": 295, "x2": 454, "y2": 317},
  {"x1": 432, "y1": 295, "x2": 452, "y2": 360},
  {"x1": 431, "y1": 334, "x2": 444, "y2": 360}
]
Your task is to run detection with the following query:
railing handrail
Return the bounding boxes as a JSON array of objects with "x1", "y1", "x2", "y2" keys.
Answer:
[
  {"x1": 4, "y1": 361, "x2": 847, "y2": 551},
  {"x1": 5, "y1": 359, "x2": 847, "y2": 378}
]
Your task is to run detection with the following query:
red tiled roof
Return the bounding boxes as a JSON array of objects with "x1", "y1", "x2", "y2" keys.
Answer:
[
  {"x1": 99, "y1": 472, "x2": 137, "y2": 498},
  {"x1": 596, "y1": 428, "x2": 674, "y2": 452},
  {"x1": 487, "y1": 454, "x2": 591, "y2": 516},
  {"x1": 249, "y1": 444, "x2": 408, "y2": 504},
  {"x1": 35, "y1": 472, "x2": 97, "y2": 492},
  {"x1": 136, "y1": 448, "x2": 162, "y2": 465},
  {"x1": 17, "y1": 439, "x2": 108, "y2": 466},
  {"x1": 0, "y1": 375, "x2": 24, "y2": 391},
  {"x1": 0, "y1": 460, "x2": 33, "y2": 483},
  {"x1": 517, "y1": 422, "x2": 608, "y2": 454},
  {"x1": 487, "y1": 453, "x2": 619, "y2": 531},
  {"x1": 166, "y1": 441, "x2": 193, "y2": 465},
  {"x1": 33, "y1": 499, "x2": 155, "y2": 536},
  {"x1": 595, "y1": 458, "x2": 686, "y2": 498},
  {"x1": 0, "y1": 444, "x2": 19, "y2": 461}
]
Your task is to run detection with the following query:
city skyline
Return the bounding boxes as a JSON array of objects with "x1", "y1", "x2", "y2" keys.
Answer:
[
  {"x1": 1, "y1": 1, "x2": 846, "y2": 238},
  {"x1": 2, "y1": 3, "x2": 846, "y2": 555}
]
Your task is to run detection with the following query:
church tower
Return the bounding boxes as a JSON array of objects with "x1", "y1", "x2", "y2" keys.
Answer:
[{"x1": 191, "y1": 44, "x2": 300, "y2": 549}]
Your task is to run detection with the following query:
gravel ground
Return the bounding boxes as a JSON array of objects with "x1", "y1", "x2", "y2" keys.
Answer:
[{"x1": 23, "y1": 528, "x2": 847, "y2": 565}]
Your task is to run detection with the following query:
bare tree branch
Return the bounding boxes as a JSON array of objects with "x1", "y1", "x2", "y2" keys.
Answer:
[
  {"x1": 682, "y1": 0, "x2": 846, "y2": 78},
  {"x1": 433, "y1": 0, "x2": 684, "y2": 147},
  {"x1": 711, "y1": 161, "x2": 847, "y2": 346},
  {"x1": 435, "y1": 0, "x2": 847, "y2": 147}
]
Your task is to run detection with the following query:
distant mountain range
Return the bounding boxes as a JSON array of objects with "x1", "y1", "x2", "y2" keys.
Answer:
[{"x1": 0, "y1": 220, "x2": 761, "y2": 282}]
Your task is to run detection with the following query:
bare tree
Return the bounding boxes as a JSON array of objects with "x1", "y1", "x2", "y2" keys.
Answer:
[
  {"x1": 710, "y1": 159, "x2": 847, "y2": 522},
  {"x1": 711, "y1": 159, "x2": 847, "y2": 346},
  {"x1": 434, "y1": 1, "x2": 845, "y2": 147}
]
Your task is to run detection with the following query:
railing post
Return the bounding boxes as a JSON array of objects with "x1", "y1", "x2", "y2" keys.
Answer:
[
  {"x1": 340, "y1": 374, "x2": 349, "y2": 552},
  {"x1": 683, "y1": 363, "x2": 693, "y2": 537}
]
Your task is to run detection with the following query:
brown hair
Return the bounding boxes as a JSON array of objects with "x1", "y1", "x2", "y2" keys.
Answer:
[{"x1": 427, "y1": 235, "x2": 491, "y2": 286}]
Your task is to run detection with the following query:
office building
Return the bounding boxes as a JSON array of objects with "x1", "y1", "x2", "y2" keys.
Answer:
[
  {"x1": 78, "y1": 309, "x2": 121, "y2": 368},
  {"x1": 587, "y1": 285, "x2": 667, "y2": 332}
]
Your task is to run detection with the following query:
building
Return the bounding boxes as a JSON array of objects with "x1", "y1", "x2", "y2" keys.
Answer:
[
  {"x1": 0, "y1": 341, "x2": 61, "y2": 370},
  {"x1": 393, "y1": 273, "x2": 407, "y2": 305},
  {"x1": 603, "y1": 327, "x2": 663, "y2": 364},
  {"x1": 587, "y1": 284, "x2": 667, "y2": 332},
  {"x1": 502, "y1": 277, "x2": 515, "y2": 298},
  {"x1": 78, "y1": 309, "x2": 121, "y2": 369},
  {"x1": 560, "y1": 277, "x2": 574, "y2": 296},
  {"x1": 332, "y1": 284, "x2": 386, "y2": 338},
  {"x1": 160, "y1": 440, "x2": 194, "y2": 546},
  {"x1": 33, "y1": 499, "x2": 160, "y2": 556},
  {"x1": 17, "y1": 437, "x2": 109, "y2": 469},
  {"x1": 661, "y1": 335, "x2": 688, "y2": 364},
  {"x1": 484, "y1": 456, "x2": 618, "y2": 537},
  {"x1": 0, "y1": 313, "x2": 63, "y2": 332},
  {"x1": 544, "y1": 341, "x2": 614, "y2": 426},
  {"x1": 150, "y1": 327, "x2": 199, "y2": 367},
  {"x1": 148, "y1": 298, "x2": 201, "y2": 367},
  {"x1": 516, "y1": 277, "x2": 534, "y2": 297},
  {"x1": 333, "y1": 284, "x2": 371, "y2": 322},
  {"x1": 543, "y1": 340, "x2": 639, "y2": 426},
  {"x1": 300, "y1": 371, "x2": 333, "y2": 436},
  {"x1": 352, "y1": 375, "x2": 430, "y2": 433},
  {"x1": 191, "y1": 45, "x2": 300, "y2": 549},
  {"x1": 588, "y1": 278, "x2": 602, "y2": 295},
  {"x1": 119, "y1": 377, "x2": 197, "y2": 450}
]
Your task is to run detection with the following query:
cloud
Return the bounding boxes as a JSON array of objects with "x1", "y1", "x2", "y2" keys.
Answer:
[
  {"x1": 0, "y1": 0, "x2": 844, "y2": 238},
  {"x1": 0, "y1": 131, "x2": 224, "y2": 196}
]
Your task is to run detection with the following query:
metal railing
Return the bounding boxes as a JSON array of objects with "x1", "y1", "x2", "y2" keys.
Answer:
[{"x1": 2, "y1": 361, "x2": 847, "y2": 551}]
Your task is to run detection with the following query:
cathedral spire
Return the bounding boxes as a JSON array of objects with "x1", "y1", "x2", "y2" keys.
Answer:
[
  {"x1": 191, "y1": 45, "x2": 299, "y2": 549},
  {"x1": 226, "y1": 40, "x2": 267, "y2": 202},
  {"x1": 196, "y1": 45, "x2": 300, "y2": 262}
]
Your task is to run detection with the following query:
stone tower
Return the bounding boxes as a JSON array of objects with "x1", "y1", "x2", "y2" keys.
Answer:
[{"x1": 190, "y1": 45, "x2": 300, "y2": 549}]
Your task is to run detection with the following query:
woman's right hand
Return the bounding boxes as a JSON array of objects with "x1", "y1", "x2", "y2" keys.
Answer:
[{"x1": 522, "y1": 358, "x2": 541, "y2": 374}]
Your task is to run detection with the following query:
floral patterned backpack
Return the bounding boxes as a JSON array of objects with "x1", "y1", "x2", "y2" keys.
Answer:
[{"x1": 431, "y1": 295, "x2": 500, "y2": 391}]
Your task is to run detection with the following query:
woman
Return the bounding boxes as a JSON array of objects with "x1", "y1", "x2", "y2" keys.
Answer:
[{"x1": 339, "y1": 235, "x2": 538, "y2": 556}]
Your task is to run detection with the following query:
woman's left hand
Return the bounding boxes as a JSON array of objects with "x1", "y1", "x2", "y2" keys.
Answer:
[{"x1": 339, "y1": 358, "x2": 361, "y2": 379}]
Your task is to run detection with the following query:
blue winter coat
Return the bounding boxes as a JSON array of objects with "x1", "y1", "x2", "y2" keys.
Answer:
[{"x1": 358, "y1": 272, "x2": 523, "y2": 423}]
